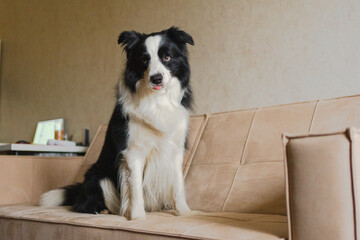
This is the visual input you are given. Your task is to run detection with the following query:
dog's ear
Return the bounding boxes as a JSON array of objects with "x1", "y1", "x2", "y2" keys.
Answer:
[
  {"x1": 118, "y1": 31, "x2": 142, "y2": 51},
  {"x1": 166, "y1": 27, "x2": 194, "y2": 46}
]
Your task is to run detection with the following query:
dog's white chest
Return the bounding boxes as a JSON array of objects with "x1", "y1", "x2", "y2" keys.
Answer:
[
  {"x1": 142, "y1": 145, "x2": 177, "y2": 211},
  {"x1": 123, "y1": 104, "x2": 188, "y2": 212}
]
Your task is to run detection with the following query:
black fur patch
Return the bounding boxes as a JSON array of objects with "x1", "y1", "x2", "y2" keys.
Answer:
[{"x1": 66, "y1": 103, "x2": 129, "y2": 213}]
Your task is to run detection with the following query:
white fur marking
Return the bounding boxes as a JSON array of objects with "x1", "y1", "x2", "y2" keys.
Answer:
[
  {"x1": 100, "y1": 178, "x2": 120, "y2": 214},
  {"x1": 39, "y1": 189, "x2": 65, "y2": 207},
  {"x1": 144, "y1": 35, "x2": 172, "y2": 90}
]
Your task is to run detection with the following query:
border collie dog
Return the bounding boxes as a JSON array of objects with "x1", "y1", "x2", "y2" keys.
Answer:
[{"x1": 40, "y1": 27, "x2": 194, "y2": 220}]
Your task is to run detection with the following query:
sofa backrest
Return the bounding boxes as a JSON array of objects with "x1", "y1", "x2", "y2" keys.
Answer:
[
  {"x1": 184, "y1": 95, "x2": 360, "y2": 215},
  {"x1": 75, "y1": 94, "x2": 360, "y2": 215}
]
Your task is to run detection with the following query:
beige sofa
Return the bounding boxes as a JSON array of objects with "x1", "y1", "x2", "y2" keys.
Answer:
[{"x1": 1, "y1": 94, "x2": 360, "y2": 240}]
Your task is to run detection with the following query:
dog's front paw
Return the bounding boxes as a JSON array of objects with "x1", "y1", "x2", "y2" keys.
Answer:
[
  {"x1": 176, "y1": 204, "x2": 193, "y2": 216},
  {"x1": 130, "y1": 207, "x2": 146, "y2": 220},
  {"x1": 99, "y1": 209, "x2": 110, "y2": 214},
  {"x1": 175, "y1": 202, "x2": 203, "y2": 216}
]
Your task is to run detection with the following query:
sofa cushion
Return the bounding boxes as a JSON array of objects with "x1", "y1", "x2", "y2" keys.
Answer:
[
  {"x1": 242, "y1": 102, "x2": 316, "y2": 164},
  {"x1": 0, "y1": 205, "x2": 287, "y2": 240},
  {"x1": 311, "y1": 95, "x2": 360, "y2": 132}
]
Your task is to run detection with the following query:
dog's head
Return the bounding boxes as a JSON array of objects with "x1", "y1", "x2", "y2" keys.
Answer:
[{"x1": 118, "y1": 27, "x2": 194, "y2": 93}]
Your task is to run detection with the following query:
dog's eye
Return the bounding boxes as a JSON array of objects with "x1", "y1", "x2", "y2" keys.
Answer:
[{"x1": 162, "y1": 55, "x2": 171, "y2": 62}]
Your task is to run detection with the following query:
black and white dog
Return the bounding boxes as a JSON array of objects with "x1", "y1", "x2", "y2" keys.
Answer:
[{"x1": 40, "y1": 27, "x2": 194, "y2": 220}]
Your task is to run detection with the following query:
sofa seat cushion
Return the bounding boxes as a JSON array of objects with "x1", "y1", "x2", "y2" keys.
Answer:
[{"x1": 0, "y1": 205, "x2": 287, "y2": 240}]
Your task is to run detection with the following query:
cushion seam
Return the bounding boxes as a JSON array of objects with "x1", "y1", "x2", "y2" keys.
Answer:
[
  {"x1": 220, "y1": 109, "x2": 258, "y2": 212},
  {"x1": 348, "y1": 129, "x2": 358, "y2": 239},
  {"x1": 308, "y1": 100, "x2": 320, "y2": 133}
]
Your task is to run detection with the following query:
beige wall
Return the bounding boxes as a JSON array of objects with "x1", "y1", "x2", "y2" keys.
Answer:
[{"x1": 1, "y1": 0, "x2": 360, "y2": 142}]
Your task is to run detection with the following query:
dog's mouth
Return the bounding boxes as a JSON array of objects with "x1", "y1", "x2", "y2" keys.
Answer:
[{"x1": 150, "y1": 83, "x2": 164, "y2": 91}]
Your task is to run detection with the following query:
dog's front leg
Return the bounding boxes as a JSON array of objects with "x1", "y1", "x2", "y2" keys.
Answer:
[
  {"x1": 173, "y1": 150, "x2": 191, "y2": 216},
  {"x1": 121, "y1": 151, "x2": 146, "y2": 220}
]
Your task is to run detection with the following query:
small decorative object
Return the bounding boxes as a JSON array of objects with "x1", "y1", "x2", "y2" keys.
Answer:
[{"x1": 33, "y1": 118, "x2": 64, "y2": 145}]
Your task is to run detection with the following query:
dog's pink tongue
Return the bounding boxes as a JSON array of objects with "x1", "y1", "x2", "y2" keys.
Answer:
[{"x1": 154, "y1": 85, "x2": 162, "y2": 90}]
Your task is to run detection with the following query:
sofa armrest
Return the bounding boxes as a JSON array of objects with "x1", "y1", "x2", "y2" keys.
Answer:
[
  {"x1": 283, "y1": 128, "x2": 360, "y2": 240},
  {"x1": 0, "y1": 155, "x2": 83, "y2": 206}
]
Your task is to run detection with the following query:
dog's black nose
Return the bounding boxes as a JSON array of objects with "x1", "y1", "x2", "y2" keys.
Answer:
[{"x1": 150, "y1": 74, "x2": 163, "y2": 84}]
